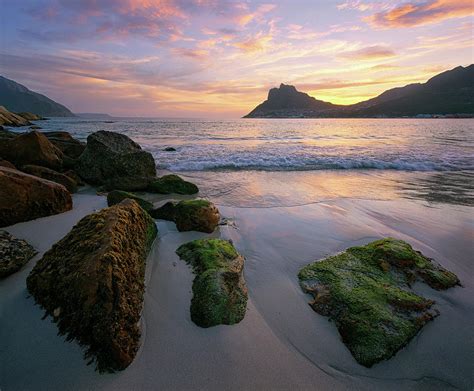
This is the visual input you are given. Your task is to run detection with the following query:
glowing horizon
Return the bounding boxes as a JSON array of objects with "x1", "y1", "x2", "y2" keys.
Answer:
[{"x1": 1, "y1": 0, "x2": 472, "y2": 118}]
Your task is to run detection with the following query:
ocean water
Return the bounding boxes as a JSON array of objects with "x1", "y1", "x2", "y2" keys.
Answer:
[{"x1": 30, "y1": 117, "x2": 474, "y2": 172}]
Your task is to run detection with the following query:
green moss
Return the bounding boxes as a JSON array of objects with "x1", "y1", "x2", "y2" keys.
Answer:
[
  {"x1": 298, "y1": 238, "x2": 459, "y2": 367},
  {"x1": 107, "y1": 190, "x2": 153, "y2": 213},
  {"x1": 176, "y1": 239, "x2": 247, "y2": 328},
  {"x1": 147, "y1": 174, "x2": 198, "y2": 195}
]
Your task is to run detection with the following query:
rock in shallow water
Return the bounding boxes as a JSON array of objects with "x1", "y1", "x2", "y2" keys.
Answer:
[
  {"x1": 298, "y1": 237, "x2": 460, "y2": 367},
  {"x1": 0, "y1": 230, "x2": 37, "y2": 279},
  {"x1": 148, "y1": 174, "x2": 198, "y2": 195},
  {"x1": 107, "y1": 190, "x2": 153, "y2": 213},
  {"x1": 176, "y1": 239, "x2": 248, "y2": 328},
  {"x1": 0, "y1": 167, "x2": 72, "y2": 228},
  {"x1": 26, "y1": 199, "x2": 157, "y2": 372}
]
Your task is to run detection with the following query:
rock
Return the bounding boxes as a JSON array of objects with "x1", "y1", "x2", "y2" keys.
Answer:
[
  {"x1": 0, "y1": 131, "x2": 63, "y2": 170},
  {"x1": 0, "y1": 159, "x2": 16, "y2": 169},
  {"x1": 0, "y1": 167, "x2": 72, "y2": 228},
  {"x1": 76, "y1": 130, "x2": 156, "y2": 185},
  {"x1": 148, "y1": 174, "x2": 198, "y2": 195},
  {"x1": 19, "y1": 112, "x2": 43, "y2": 121},
  {"x1": 26, "y1": 199, "x2": 157, "y2": 372},
  {"x1": 151, "y1": 199, "x2": 220, "y2": 233},
  {"x1": 176, "y1": 238, "x2": 248, "y2": 328},
  {"x1": 163, "y1": 147, "x2": 176, "y2": 152},
  {"x1": 0, "y1": 128, "x2": 17, "y2": 139},
  {"x1": 29, "y1": 125, "x2": 42, "y2": 130},
  {"x1": 0, "y1": 230, "x2": 37, "y2": 278},
  {"x1": 0, "y1": 106, "x2": 31, "y2": 126},
  {"x1": 63, "y1": 170, "x2": 85, "y2": 186},
  {"x1": 22, "y1": 165, "x2": 78, "y2": 193},
  {"x1": 107, "y1": 190, "x2": 153, "y2": 213},
  {"x1": 42, "y1": 131, "x2": 86, "y2": 159},
  {"x1": 298, "y1": 238, "x2": 460, "y2": 368},
  {"x1": 102, "y1": 176, "x2": 152, "y2": 192}
]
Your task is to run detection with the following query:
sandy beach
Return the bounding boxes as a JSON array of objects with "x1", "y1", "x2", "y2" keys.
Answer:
[{"x1": 1, "y1": 170, "x2": 472, "y2": 390}]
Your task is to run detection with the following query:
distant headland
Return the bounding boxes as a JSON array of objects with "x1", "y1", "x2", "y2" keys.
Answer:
[{"x1": 244, "y1": 65, "x2": 474, "y2": 118}]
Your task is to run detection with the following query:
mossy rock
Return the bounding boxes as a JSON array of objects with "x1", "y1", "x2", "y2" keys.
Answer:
[
  {"x1": 107, "y1": 190, "x2": 153, "y2": 213},
  {"x1": 0, "y1": 230, "x2": 37, "y2": 279},
  {"x1": 27, "y1": 199, "x2": 157, "y2": 372},
  {"x1": 176, "y1": 239, "x2": 248, "y2": 328},
  {"x1": 298, "y1": 238, "x2": 460, "y2": 367},
  {"x1": 148, "y1": 174, "x2": 198, "y2": 195},
  {"x1": 151, "y1": 199, "x2": 220, "y2": 233}
]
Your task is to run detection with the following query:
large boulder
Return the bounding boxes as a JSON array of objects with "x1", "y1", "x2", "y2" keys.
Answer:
[
  {"x1": 298, "y1": 238, "x2": 460, "y2": 368},
  {"x1": 107, "y1": 190, "x2": 153, "y2": 213},
  {"x1": 0, "y1": 131, "x2": 63, "y2": 170},
  {"x1": 22, "y1": 165, "x2": 77, "y2": 193},
  {"x1": 151, "y1": 199, "x2": 220, "y2": 233},
  {"x1": 0, "y1": 167, "x2": 72, "y2": 227},
  {"x1": 148, "y1": 174, "x2": 198, "y2": 195},
  {"x1": 176, "y1": 239, "x2": 248, "y2": 328},
  {"x1": 42, "y1": 131, "x2": 86, "y2": 159},
  {"x1": 76, "y1": 131, "x2": 156, "y2": 185},
  {"x1": 26, "y1": 199, "x2": 157, "y2": 372},
  {"x1": 0, "y1": 106, "x2": 31, "y2": 126},
  {"x1": 0, "y1": 230, "x2": 37, "y2": 279}
]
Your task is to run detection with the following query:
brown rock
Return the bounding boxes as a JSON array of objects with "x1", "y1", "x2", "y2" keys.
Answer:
[
  {"x1": 0, "y1": 106, "x2": 31, "y2": 126},
  {"x1": 0, "y1": 159, "x2": 16, "y2": 169},
  {"x1": 43, "y1": 131, "x2": 86, "y2": 159},
  {"x1": 27, "y1": 199, "x2": 157, "y2": 372},
  {"x1": 0, "y1": 167, "x2": 72, "y2": 228},
  {"x1": 22, "y1": 164, "x2": 78, "y2": 193},
  {"x1": 0, "y1": 131, "x2": 63, "y2": 170},
  {"x1": 0, "y1": 230, "x2": 37, "y2": 279}
]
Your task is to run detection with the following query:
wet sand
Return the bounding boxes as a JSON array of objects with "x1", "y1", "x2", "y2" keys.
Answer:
[{"x1": 0, "y1": 171, "x2": 472, "y2": 390}]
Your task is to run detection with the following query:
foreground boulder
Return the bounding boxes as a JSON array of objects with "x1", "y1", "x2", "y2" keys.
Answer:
[
  {"x1": 43, "y1": 131, "x2": 86, "y2": 159},
  {"x1": 0, "y1": 106, "x2": 30, "y2": 126},
  {"x1": 151, "y1": 199, "x2": 220, "y2": 233},
  {"x1": 22, "y1": 165, "x2": 77, "y2": 193},
  {"x1": 26, "y1": 199, "x2": 157, "y2": 372},
  {"x1": 176, "y1": 239, "x2": 248, "y2": 328},
  {"x1": 76, "y1": 130, "x2": 156, "y2": 185},
  {"x1": 0, "y1": 167, "x2": 72, "y2": 228},
  {"x1": 0, "y1": 131, "x2": 63, "y2": 170},
  {"x1": 298, "y1": 238, "x2": 460, "y2": 367},
  {"x1": 107, "y1": 190, "x2": 153, "y2": 213},
  {"x1": 0, "y1": 230, "x2": 37, "y2": 279},
  {"x1": 148, "y1": 174, "x2": 198, "y2": 195}
]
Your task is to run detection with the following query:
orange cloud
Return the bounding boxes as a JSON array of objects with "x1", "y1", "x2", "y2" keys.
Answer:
[
  {"x1": 366, "y1": 0, "x2": 474, "y2": 28},
  {"x1": 340, "y1": 45, "x2": 396, "y2": 60}
]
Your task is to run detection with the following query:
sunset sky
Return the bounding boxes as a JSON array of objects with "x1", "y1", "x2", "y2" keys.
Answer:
[{"x1": 1, "y1": 0, "x2": 473, "y2": 117}]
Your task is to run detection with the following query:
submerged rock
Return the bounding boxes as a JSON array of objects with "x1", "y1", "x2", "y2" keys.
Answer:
[
  {"x1": 107, "y1": 190, "x2": 153, "y2": 213},
  {"x1": 0, "y1": 131, "x2": 63, "y2": 170},
  {"x1": 43, "y1": 131, "x2": 86, "y2": 159},
  {"x1": 76, "y1": 130, "x2": 156, "y2": 185},
  {"x1": 298, "y1": 238, "x2": 460, "y2": 367},
  {"x1": 0, "y1": 230, "x2": 37, "y2": 279},
  {"x1": 151, "y1": 199, "x2": 220, "y2": 233},
  {"x1": 0, "y1": 167, "x2": 72, "y2": 228},
  {"x1": 26, "y1": 199, "x2": 157, "y2": 372},
  {"x1": 22, "y1": 165, "x2": 77, "y2": 193},
  {"x1": 148, "y1": 174, "x2": 198, "y2": 195},
  {"x1": 176, "y1": 238, "x2": 248, "y2": 328}
]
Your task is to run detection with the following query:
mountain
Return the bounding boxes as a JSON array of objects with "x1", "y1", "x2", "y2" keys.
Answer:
[
  {"x1": 244, "y1": 65, "x2": 474, "y2": 118},
  {"x1": 0, "y1": 76, "x2": 74, "y2": 117}
]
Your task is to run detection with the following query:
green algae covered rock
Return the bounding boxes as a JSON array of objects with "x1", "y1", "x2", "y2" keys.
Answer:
[
  {"x1": 148, "y1": 174, "x2": 198, "y2": 195},
  {"x1": 298, "y1": 238, "x2": 460, "y2": 368},
  {"x1": 27, "y1": 199, "x2": 157, "y2": 372},
  {"x1": 151, "y1": 199, "x2": 220, "y2": 233},
  {"x1": 107, "y1": 190, "x2": 153, "y2": 213},
  {"x1": 176, "y1": 239, "x2": 248, "y2": 328}
]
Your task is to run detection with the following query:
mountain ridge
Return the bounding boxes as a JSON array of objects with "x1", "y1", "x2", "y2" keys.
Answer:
[{"x1": 244, "y1": 65, "x2": 474, "y2": 118}]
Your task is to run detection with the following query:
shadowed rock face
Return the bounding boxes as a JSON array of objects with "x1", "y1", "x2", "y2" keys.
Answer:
[
  {"x1": 22, "y1": 165, "x2": 77, "y2": 193},
  {"x1": 42, "y1": 131, "x2": 86, "y2": 159},
  {"x1": 298, "y1": 238, "x2": 460, "y2": 367},
  {"x1": 76, "y1": 130, "x2": 156, "y2": 185},
  {"x1": 107, "y1": 190, "x2": 153, "y2": 213},
  {"x1": 26, "y1": 199, "x2": 157, "y2": 372},
  {"x1": 0, "y1": 167, "x2": 72, "y2": 228},
  {"x1": 176, "y1": 238, "x2": 248, "y2": 328},
  {"x1": 0, "y1": 230, "x2": 37, "y2": 279}
]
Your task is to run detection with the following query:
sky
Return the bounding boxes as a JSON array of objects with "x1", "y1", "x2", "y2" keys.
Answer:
[{"x1": 0, "y1": 0, "x2": 473, "y2": 118}]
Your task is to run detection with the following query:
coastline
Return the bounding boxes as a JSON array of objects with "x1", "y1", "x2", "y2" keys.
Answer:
[{"x1": 1, "y1": 170, "x2": 472, "y2": 390}]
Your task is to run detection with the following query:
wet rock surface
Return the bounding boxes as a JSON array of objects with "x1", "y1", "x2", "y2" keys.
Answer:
[
  {"x1": 148, "y1": 174, "x2": 198, "y2": 195},
  {"x1": 0, "y1": 230, "x2": 37, "y2": 279},
  {"x1": 26, "y1": 199, "x2": 157, "y2": 372},
  {"x1": 176, "y1": 238, "x2": 248, "y2": 328},
  {"x1": 151, "y1": 199, "x2": 220, "y2": 233},
  {"x1": 0, "y1": 167, "x2": 72, "y2": 228},
  {"x1": 298, "y1": 238, "x2": 460, "y2": 367}
]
